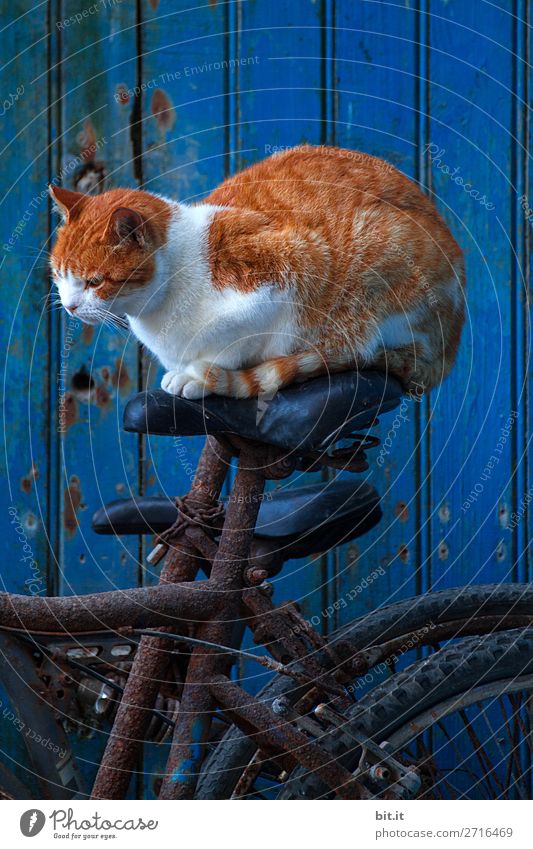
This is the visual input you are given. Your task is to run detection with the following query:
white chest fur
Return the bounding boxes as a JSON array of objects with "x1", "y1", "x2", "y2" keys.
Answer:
[{"x1": 127, "y1": 204, "x2": 300, "y2": 372}]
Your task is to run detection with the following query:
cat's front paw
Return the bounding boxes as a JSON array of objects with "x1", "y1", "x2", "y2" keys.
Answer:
[
  {"x1": 161, "y1": 370, "x2": 189, "y2": 395},
  {"x1": 161, "y1": 369, "x2": 210, "y2": 400}
]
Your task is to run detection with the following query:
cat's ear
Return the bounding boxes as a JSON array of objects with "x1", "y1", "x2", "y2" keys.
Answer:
[
  {"x1": 106, "y1": 207, "x2": 146, "y2": 248},
  {"x1": 48, "y1": 185, "x2": 86, "y2": 223}
]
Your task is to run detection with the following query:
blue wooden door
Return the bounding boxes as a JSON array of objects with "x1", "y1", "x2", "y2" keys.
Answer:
[{"x1": 0, "y1": 0, "x2": 531, "y2": 797}]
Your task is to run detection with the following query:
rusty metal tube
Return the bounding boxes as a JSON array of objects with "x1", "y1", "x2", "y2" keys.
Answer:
[
  {"x1": 209, "y1": 674, "x2": 366, "y2": 798},
  {"x1": 0, "y1": 582, "x2": 218, "y2": 633},
  {"x1": 91, "y1": 437, "x2": 230, "y2": 800},
  {"x1": 159, "y1": 450, "x2": 267, "y2": 799}
]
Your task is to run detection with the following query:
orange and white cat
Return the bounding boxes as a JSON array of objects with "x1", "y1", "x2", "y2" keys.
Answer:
[{"x1": 49, "y1": 145, "x2": 465, "y2": 399}]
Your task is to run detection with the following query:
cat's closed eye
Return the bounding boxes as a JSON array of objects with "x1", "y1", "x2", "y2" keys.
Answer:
[{"x1": 86, "y1": 278, "x2": 103, "y2": 288}]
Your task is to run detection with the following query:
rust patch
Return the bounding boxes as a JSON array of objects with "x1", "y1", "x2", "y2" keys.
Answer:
[
  {"x1": 21, "y1": 463, "x2": 39, "y2": 494},
  {"x1": 82, "y1": 324, "x2": 94, "y2": 345},
  {"x1": 96, "y1": 384, "x2": 111, "y2": 408},
  {"x1": 149, "y1": 0, "x2": 159, "y2": 8},
  {"x1": 101, "y1": 366, "x2": 110, "y2": 382},
  {"x1": 496, "y1": 541, "x2": 506, "y2": 562},
  {"x1": 116, "y1": 84, "x2": 130, "y2": 105},
  {"x1": 347, "y1": 543, "x2": 359, "y2": 566},
  {"x1": 151, "y1": 89, "x2": 176, "y2": 133},
  {"x1": 394, "y1": 501, "x2": 409, "y2": 523},
  {"x1": 498, "y1": 502, "x2": 509, "y2": 528},
  {"x1": 61, "y1": 393, "x2": 78, "y2": 430},
  {"x1": 209, "y1": 0, "x2": 217, "y2": 6},
  {"x1": 76, "y1": 119, "x2": 99, "y2": 163},
  {"x1": 398, "y1": 544, "x2": 409, "y2": 564},
  {"x1": 438, "y1": 503, "x2": 450, "y2": 523},
  {"x1": 111, "y1": 357, "x2": 131, "y2": 392},
  {"x1": 73, "y1": 162, "x2": 106, "y2": 194},
  {"x1": 438, "y1": 541, "x2": 449, "y2": 561},
  {"x1": 64, "y1": 475, "x2": 82, "y2": 537}
]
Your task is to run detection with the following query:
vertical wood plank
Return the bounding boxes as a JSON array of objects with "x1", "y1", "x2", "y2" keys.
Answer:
[
  {"x1": 139, "y1": 0, "x2": 228, "y2": 797},
  {"x1": 50, "y1": 0, "x2": 141, "y2": 796},
  {"x1": 237, "y1": 0, "x2": 324, "y2": 166},
  {"x1": 55, "y1": 1, "x2": 141, "y2": 598},
  {"x1": 0, "y1": 12, "x2": 52, "y2": 594},
  {"x1": 427, "y1": 1, "x2": 515, "y2": 590},
  {"x1": 334, "y1": 0, "x2": 421, "y2": 626},
  {"x1": 0, "y1": 0, "x2": 52, "y2": 797},
  {"x1": 427, "y1": 6, "x2": 523, "y2": 789},
  {"x1": 520, "y1": 0, "x2": 532, "y2": 584}
]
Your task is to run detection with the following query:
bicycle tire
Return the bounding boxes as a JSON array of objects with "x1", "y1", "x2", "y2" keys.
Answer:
[
  {"x1": 278, "y1": 627, "x2": 533, "y2": 798},
  {"x1": 330, "y1": 582, "x2": 533, "y2": 652},
  {"x1": 196, "y1": 584, "x2": 533, "y2": 799}
]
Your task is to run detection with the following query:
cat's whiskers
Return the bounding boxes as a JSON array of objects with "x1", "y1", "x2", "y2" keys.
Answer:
[
  {"x1": 5, "y1": 243, "x2": 49, "y2": 256},
  {"x1": 95, "y1": 307, "x2": 129, "y2": 334},
  {"x1": 100, "y1": 317, "x2": 128, "y2": 336},
  {"x1": 40, "y1": 292, "x2": 63, "y2": 314},
  {"x1": 40, "y1": 290, "x2": 61, "y2": 303}
]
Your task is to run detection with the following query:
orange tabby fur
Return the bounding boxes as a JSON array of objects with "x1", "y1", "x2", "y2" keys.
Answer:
[
  {"x1": 50, "y1": 146, "x2": 465, "y2": 399},
  {"x1": 203, "y1": 147, "x2": 464, "y2": 395}
]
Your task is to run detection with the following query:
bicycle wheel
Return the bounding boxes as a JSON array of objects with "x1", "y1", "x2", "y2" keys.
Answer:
[
  {"x1": 196, "y1": 587, "x2": 533, "y2": 799},
  {"x1": 278, "y1": 628, "x2": 533, "y2": 799}
]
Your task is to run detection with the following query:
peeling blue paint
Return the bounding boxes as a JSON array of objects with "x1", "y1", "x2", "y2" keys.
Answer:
[
  {"x1": 171, "y1": 744, "x2": 204, "y2": 783},
  {"x1": 1, "y1": 0, "x2": 531, "y2": 801},
  {"x1": 170, "y1": 718, "x2": 208, "y2": 782}
]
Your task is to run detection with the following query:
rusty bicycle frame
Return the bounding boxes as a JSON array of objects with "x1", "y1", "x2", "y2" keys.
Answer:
[
  {"x1": 1, "y1": 432, "x2": 533, "y2": 799},
  {"x1": 0, "y1": 434, "x2": 378, "y2": 799}
]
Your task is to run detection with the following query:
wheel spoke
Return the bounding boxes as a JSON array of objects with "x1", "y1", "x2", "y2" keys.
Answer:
[
  {"x1": 204, "y1": 623, "x2": 533, "y2": 801},
  {"x1": 508, "y1": 692, "x2": 533, "y2": 754},
  {"x1": 435, "y1": 719, "x2": 492, "y2": 799},
  {"x1": 413, "y1": 739, "x2": 446, "y2": 799},
  {"x1": 497, "y1": 695, "x2": 528, "y2": 799},
  {"x1": 458, "y1": 709, "x2": 506, "y2": 798}
]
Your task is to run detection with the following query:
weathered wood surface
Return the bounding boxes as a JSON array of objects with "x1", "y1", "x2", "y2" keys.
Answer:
[{"x1": 0, "y1": 0, "x2": 529, "y2": 797}]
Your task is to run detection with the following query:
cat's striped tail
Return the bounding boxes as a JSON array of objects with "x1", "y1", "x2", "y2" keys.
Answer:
[{"x1": 194, "y1": 350, "x2": 352, "y2": 399}]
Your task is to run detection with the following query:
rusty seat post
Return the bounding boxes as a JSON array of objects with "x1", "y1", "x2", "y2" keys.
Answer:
[
  {"x1": 158, "y1": 439, "x2": 295, "y2": 799},
  {"x1": 91, "y1": 436, "x2": 231, "y2": 800},
  {"x1": 157, "y1": 438, "x2": 367, "y2": 800}
]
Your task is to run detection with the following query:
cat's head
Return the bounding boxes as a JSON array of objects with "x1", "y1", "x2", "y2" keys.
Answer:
[{"x1": 49, "y1": 186, "x2": 171, "y2": 325}]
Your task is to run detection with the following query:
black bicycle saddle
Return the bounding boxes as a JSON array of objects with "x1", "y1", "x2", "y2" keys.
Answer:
[
  {"x1": 123, "y1": 369, "x2": 403, "y2": 452},
  {"x1": 92, "y1": 479, "x2": 382, "y2": 561}
]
